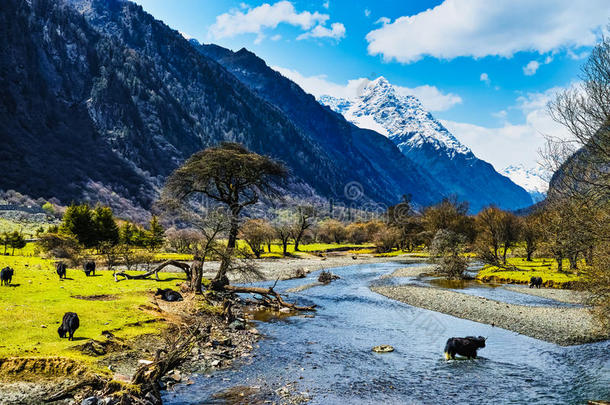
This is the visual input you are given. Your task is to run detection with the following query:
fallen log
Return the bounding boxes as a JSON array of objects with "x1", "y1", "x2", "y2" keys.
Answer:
[
  {"x1": 114, "y1": 260, "x2": 192, "y2": 282},
  {"x1": 224, "y1": 284, "x2": 316, "y2": 311}
]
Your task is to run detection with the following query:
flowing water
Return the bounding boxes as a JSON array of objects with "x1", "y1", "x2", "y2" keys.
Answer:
[{"x1": 163, "y1": 262, "x2": 610, "y2": 404}]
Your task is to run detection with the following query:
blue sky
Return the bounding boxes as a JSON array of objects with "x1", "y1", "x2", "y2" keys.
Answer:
[{"x1": 132, "y1": 0, "x2": 609, "y2": 170}]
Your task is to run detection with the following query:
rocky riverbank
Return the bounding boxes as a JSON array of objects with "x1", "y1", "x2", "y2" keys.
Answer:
[{"x1": 371, "y1": 267, "x2": 609, "y2": 346}]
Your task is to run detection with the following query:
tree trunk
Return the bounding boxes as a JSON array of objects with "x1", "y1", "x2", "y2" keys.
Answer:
[
  {"x1": 282, "y1": 240, "x2": 288, "y2": 255},
  {"x1": 569, "y1": 254, "x2": 578, "y2": 270},
  {"x1": 217, "y1": 207, "x2": 240, "y2": 281},
  {"x1": 526, "y1": 249, "x2": 533, "y2": 261},
  {"x1": 191, "y1": 260, "x2": 203, "y2": 294},
  {"x1": 502, "y1": 245, "x2": 508, "y2": 264},
  {"x1": 555, "y1": 252, "x2": 564, "y2": 273},
  {"x1": 267, "y1": 242, "x2": 271, "y2": 252},
  {"x1": 585, "y1": 246, "x2": 593, "y2": 266},
  {"x1": 294, "y1": 237, "x2": 301, "y2": 252}
]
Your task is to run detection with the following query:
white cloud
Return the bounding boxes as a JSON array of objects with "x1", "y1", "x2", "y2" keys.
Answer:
[
  {"x1": 480, "y1": 73, "x2": 490, "y2": 84},
  {"x1": 323, "y1": 1, "x2": 329, "y2": 9},
  {"x1": 270, "y1": 34, "x2": 282, "y2": 41},
  {"x1": 365, "y1": 0, "x2": 608, "y2": 63},
  {"x1": 297, "y1": 22, "x2": 346, "y2": 40},
  {"x1": 442, "y1": 86, "x2": 572, "y2": 170},
  {"x1": 272, "y1": 66, "x2": 462, "y2": 111},
  {"x1": 394, "y1": 85, "x2": 462, "y2": 112},
  {"x1": 209, "y1": 1, "x2": 344, "y2": 42},
  {"x1": 523, "y1": 60, "x2": 540, "y2": 76},
  {"x1": 375, "y1": 16, "x2": 390, "y2": 25},
  {"x1": 364, "y1": 9, "x2": 371, "y2": 17}
]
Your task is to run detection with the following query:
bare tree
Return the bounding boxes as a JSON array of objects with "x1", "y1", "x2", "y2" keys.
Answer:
[
  {"x1": 240, "y1": 218, "x2": 275, "y2": 258},
  {"x1": 162, "y1": 143, "x2": 287, "y2": 286},
  {"x1": 499, "y1": 211, "x2": 521, "y2": 265},
  {"x1": 292, "y1": 205, "x2": 315, "y2": 251}
]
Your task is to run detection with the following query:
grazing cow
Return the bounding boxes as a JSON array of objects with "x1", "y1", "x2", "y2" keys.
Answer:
[
  {"x1": 529, "y1": 276, "x2": 543, "y2": 288},
  {"x1": 83, "y1": 261, "x2": 96, "y2": 276},
  {"x1": 444, "y1": 336, "x2": 486, "y2": 360},
  {"x1": 58, "y1": 312, "x2": 80, "y2": 341},
  {"x1": 154, "y1": 288, "x2": 183, "y2": 302},
  {"x1": 1, "y1": 267, "x2": 14, "y2": 286},
  {"x1": 56, "y1": 262, "x2": 67, "y2": 279}
]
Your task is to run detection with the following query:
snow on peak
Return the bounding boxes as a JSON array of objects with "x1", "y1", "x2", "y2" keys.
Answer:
[
  {"x1": 501, "y1": 164, "x2": 549, "y2": 193},
  {"x1": 319, "y1": 77, "x2": 471, "y2": 158}
]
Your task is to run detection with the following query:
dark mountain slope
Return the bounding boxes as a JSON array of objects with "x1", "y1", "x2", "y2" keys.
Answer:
[
  {"x1": 0, "y1": 0, "x2": 448, "y2": 216},
  {"x1": 194, "y1": 44, "x2": 446, "y2": 207}
]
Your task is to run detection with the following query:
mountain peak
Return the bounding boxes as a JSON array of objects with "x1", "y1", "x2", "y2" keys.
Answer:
[
  {"x1": 320, "y1": 77, "x2": 471, "y2": 157},
  {"x1": 501, "y1": 164, "x2": 549, "y2": 203},
  {"x1": 318, "y1": 77, "x2": 533, "y2": 211}
]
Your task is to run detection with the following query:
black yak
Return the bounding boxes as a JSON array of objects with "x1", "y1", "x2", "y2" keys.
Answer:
[
  {"x1": 83, "y1": 261, "x2": 96, "y2": 276},
  {"x1": 154, "y1": 288, "x2": 183, "y2": 302},
  {"x1": 58, "y1": 312, "x2": 80, "y2": 341},
  {"x1": 444, "y1": 336, "x2": 486, "y2": 360},
  {"x1": 529, "y1": 276, "x2": 542, "y2": 288},
  {"x1": 56, "y1": 262, "x2": 67, "y2": 279},
  {"x1": 1, "y1": 267, "x2": 14, "y2": 286}
]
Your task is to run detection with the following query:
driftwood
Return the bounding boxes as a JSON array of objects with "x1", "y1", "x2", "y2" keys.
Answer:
[
  {"x1": 114, "y1": 260, "x2": 314, "y2": 311},
  {"x1": 114, "y1": 260, "x2": 192, "y2": 282},
  {"x1": 224, "y1": 280, "x2": 316, "y2": 311},
  {"x1": 45, "y1": 376, "x2": 105, "y2": 402}
]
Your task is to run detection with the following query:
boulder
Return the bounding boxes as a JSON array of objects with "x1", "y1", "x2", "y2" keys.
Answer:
[
  {"x1": 82, "y1": 397, "x2": 99, "y2": 405},
  {"x1": 372, "y1": 345, "x2": 394, "y2": 353}
]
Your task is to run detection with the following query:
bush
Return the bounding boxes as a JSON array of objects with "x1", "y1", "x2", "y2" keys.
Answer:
[
  {"x1": 430, "y1": 229, "x2": 468, "y2": 279},
  {"x1": 434, "y1": 254, "x2": 468, "y2": 279},
  {"x1": 317, "y1": 219, "x2": 347, "y2": 244},
  {"x1": 373, "y1": 227, "x2": 400, "y2": 253},
  {"x1": 37, "y1": 233, "x2": 83, "y2": 264}
]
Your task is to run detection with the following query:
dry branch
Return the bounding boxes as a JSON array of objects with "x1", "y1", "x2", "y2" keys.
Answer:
[
  {"x1": 224, "y1": 284, "x2": 316, "y2": 311},
  {"x1": 114, "y1": 260, "x2": 192, "y2": 282}
]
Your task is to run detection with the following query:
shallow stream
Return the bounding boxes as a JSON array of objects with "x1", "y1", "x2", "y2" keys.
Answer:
[{"x1": 163, "y1": 262, "x2": 609, "y2": 404}]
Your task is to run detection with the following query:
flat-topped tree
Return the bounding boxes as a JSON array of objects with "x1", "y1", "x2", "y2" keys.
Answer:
[{"x1": 163, "y1": 142, "x2": 287, "y2": 284}]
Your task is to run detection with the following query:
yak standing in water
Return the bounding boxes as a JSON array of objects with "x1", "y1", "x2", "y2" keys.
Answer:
[{"x1": 444, "y1": 336, "x2": 486, "y2": 360}]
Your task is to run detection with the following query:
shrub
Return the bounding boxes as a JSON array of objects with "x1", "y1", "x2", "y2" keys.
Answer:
[{"x1": 373, "y1": 227, "x2": 400, "y2": 253}]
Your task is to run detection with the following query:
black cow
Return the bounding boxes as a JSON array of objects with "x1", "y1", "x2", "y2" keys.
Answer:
[
  {"x1": 1, "y1": 267, "x2": 14, "y2": 286},
  {"x1": 529, "y1": 276, "x2": 543, "y2": 288},
  {"x1": 444, "y1": 336, "x2": 486, "y2": 360},
  {"x1": 58, "y1": 312, "x2": 80, "y2": 341},
  {"x1": 56, "y1": 262, "x2": 67, "y2": 279},
  {"x1": 154, "y1": 288, "x2": 183, "y2": 302},
  {"x1": 83, "y1": 261, "x2": 96, "y2": 276}
]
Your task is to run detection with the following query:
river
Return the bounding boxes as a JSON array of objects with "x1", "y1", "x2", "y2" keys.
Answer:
[{"x1": 163, "y1": 262, "x2": 610, "y2": 404}]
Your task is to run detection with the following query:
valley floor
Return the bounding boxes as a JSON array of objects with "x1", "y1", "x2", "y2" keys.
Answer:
[{"x1": 371, "y1": 267, "x2": 609, "y2": 346}]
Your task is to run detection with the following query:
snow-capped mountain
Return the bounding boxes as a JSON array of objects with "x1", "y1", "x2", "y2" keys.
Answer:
[
  {"x1": 501, "y1": 164, "x2": 549, "y2": 203},
  {"x1": 320, "y1": 77, "x2": 470, "y2": 157},
  {"x1": 319, "y1": 77, "x2": 533, "y2": 212}
]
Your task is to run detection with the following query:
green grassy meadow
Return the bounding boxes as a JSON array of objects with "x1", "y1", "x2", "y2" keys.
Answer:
[{"x1": 476, "y1": 257, "x2": 584, "y2": 288}]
